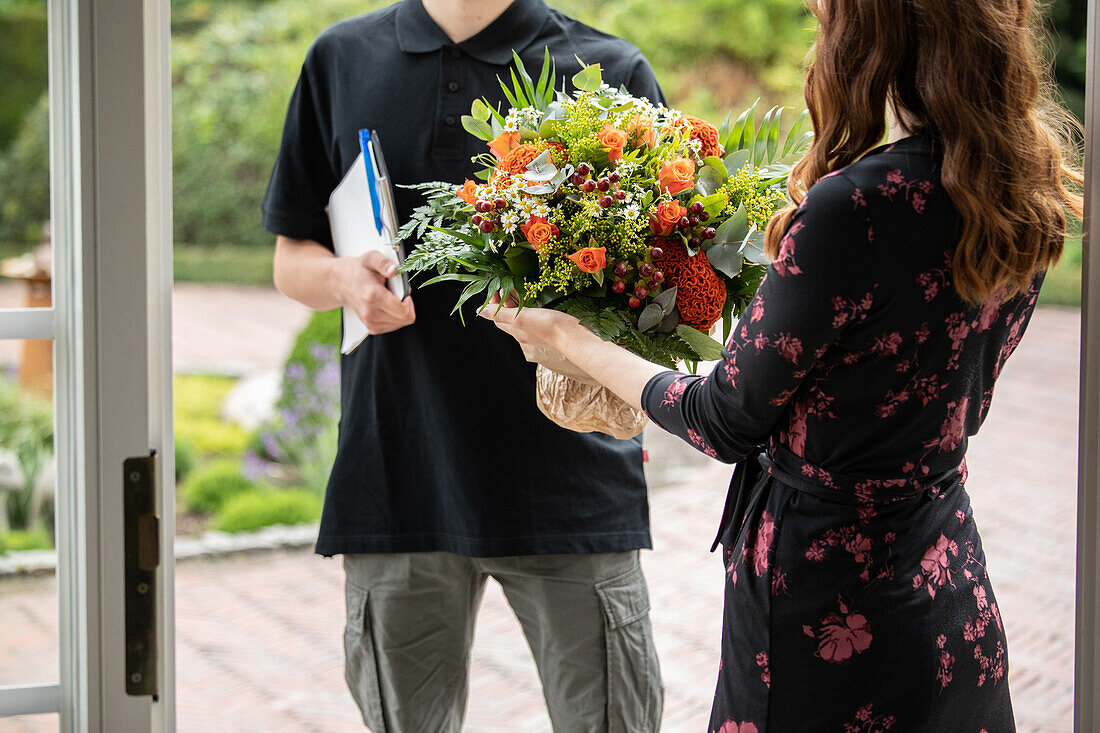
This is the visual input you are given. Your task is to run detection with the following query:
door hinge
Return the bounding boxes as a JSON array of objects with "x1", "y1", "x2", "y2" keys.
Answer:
[{"x1": 123, "y1": 450, "x2": 158, "y2": 698}]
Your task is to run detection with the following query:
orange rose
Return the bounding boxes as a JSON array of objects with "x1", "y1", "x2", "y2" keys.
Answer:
[
  {"x1": 596, "y1": 124, "x2": 629, "y2": 163},
  {"x1": 488, "y1": 131, "x2": 522, "y2": 161},
  {"x1": 567, "y1": 247, "x2": 607, "y2": 273},
  {"x1": 650, "y1": 200, "x2": 687, "y2": 236},
  {"x1": 658, "y1": 157, "x2": 696, "y2": 195},
  {"x1": 520, "y1": 216, "x2": 559, "y2": 251},
  {"x1": 456, "y1": 179, "x2": 479, "y2": 205},
  {"x1": 626, "y1": 116, "x2": 656, "y2": 149}
]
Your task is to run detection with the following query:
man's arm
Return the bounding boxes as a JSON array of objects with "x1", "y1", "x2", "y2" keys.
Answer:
[{"x1": 273, "y1": 235, "x2": 415, "y2": 334}]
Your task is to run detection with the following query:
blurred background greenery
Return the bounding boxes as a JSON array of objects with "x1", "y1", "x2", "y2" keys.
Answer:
[{"x1": 0, "y1": 0, "x2": 1086, "y2": 303}]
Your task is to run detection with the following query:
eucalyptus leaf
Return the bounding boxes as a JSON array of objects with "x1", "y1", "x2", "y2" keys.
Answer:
[
  {"x1": 675, "y1": 325, "x2": 724, "y2": 362},
  {"x1": 461, "y1": 115, "x2": 494, "y2": 141},
  {"x1": 713, "y1": 203, "x2": 749, "y2": 245},
  {"x1": 653, "y1": 285, "x2": 678, "y2": 314},
  {"x1": 722, "y1": 148, "x2": 751, "y2": 174},
  {"x1": 697, "y1": 167, "x2": 724, "y2": 197},
  {"x1": 523, "y1": 150, "x2": 557, "y2": 181},
  {"x1": 704, "y1": 243, "x2": 744, "y2": 279},
  {"x1": 740, "y1": 227, "x2": 771, "y2": 266},
  {"x1": 703, "y1": 156, "x2": 729, "y2": 181},
  {"x1": 638, "y1": 303, "x2": 664, "y2": 333},
  {"x1": 572, "y1": 63, "x2": 603, "y2": 93},
  {"x1": 470, "y1": 99, "x2": 491, "y2": 123},
  {"x1": 659, "y1": 306, "x2": 680, "y2": 333}
]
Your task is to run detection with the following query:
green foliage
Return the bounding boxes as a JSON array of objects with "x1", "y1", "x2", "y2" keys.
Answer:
[
  {"x1": 296, "y1": 423, "x2": 338, "y2": 495},
  {"x1": 0, "y1": 374, "x2": 53, "y2": 530},
  {"x1": 0, "y1": 8, "x2": 45, "y2": 152},
  {"x1": 175, "y1": 435, "x2": 198, "y2": 483},
  {"x1": 174, "y1": 374, "x2": 250, "y2": 456},
  {"x1": 248, "y1": 309, "x2": 340, "y2": 473},
  {"x1": 180, "y1": 459, "x2": 256, "y2": 514},
  {"x1": 1047, "y1": 0, "x2": 1086, "y2": 122},
  {"x1": 0, "y1": 92, "x2": 48, "y2": 249},
  {"x1": 0, "y1": 525, "x2": 53, "y2": 554},
  {"x1": 174, "y1": 244, "x2": 274, "y2": 285},
  {"x1": 1038, "y1": 231, "x2": 1083, "y2": 307},
  {"x1": 212, "y1": 487, "x2": 321, "y2": 533},
  {"x1": 283, "y1": 309, "x2": 341, "y2": 368},
  {"x1": 170, "y1": 0, "x2": 364, "y2": 250}
]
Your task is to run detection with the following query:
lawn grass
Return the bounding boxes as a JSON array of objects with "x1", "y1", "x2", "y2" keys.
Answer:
[
  {"x1": 1038, "y1": 229, "x2": 1083, "y2": 308},
  {"x1": 174, "y1": 244, "x2": 273, "y2": 286}
]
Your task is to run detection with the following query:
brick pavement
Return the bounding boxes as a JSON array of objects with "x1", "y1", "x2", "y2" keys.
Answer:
[{"x1": 0, "y1": 304, "x2": 1081, "y2": 732}]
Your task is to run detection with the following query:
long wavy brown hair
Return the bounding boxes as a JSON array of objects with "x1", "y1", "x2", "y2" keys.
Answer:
[{"x1": 766, "y1": 0, "x2": 1084, "y2": 303}]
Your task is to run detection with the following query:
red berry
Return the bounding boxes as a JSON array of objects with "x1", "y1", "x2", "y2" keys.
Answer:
[
  {"x1": 649, "y1": 246, "x2": 663, "y2": 258},
  {"x1": 583, "y1": 180, "x2": 597, "y2": 193},
  {"x1": 633, "y1": 285, "x2": 649, "y2": 300},
  {"x1": 597, "y1": 178, "x2": 611, "y2": 191},
  {"x1": 703, "y1": 227, "x2": 718, "y2": 240},
  {"x1": 690, "y1": 201, "x2": 705, "y2": 215},
  {"x1": 494, "y1": 198, "x2": 507, "y2": 210},
  {"x1": 570, "y1": 173, "x2": 584, "y2": 187},
  {"x1": 614, "y1": 263, "x2": 628, "y2": 277},
  {"x1": 494, "y1": 217, "x2": 503, "y2": 226},
  {"x1": 653, "y1": 270, "x2": 664, "y2": 283},
  {"x1": 471, "y1": 214, "x2": 483, "y2": 226},
  {"x1": 609, "y1": 172, "x2": 621, "y2": 183},
  {"x1": 678, "y1": 216, "x2": 691, "y2": 228},
  {"x1": 612, "y1": 281, "x2": 626, "y2": 294},
  {"x1": 689, "y1": 216, "x2": 700, "y2": 227},
  {"x1": 699, "y1": 212, "x2": 710, "y2": 222},
  {"x1": 688, "y1": 236, "x2": 702, "y2": 248},
  {"x1": 639, "y1": 263, "x2": 654, "y2": 277},
  {"x1": 599, "y1": 195, "x2": 614, "y2": 208},
  {"x1": 615, "y1": 191, "x2": 627, "y2": 200},
  {"x1": 479, "y1": 220, "x2": 495, "y2": 233},
  {"x1": 628, "y1": 297, "x2": 641, "y2": 309},
  {"x1": 577, "y1": 162, "x2": 592, "y2": 176}
]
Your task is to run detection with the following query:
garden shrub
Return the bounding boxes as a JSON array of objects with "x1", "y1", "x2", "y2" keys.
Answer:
[
  {"x1": 0, "y1": 374, "x2": 53, "y2": 530},
  {"x1": 0, "y1": 525, "x2": 53, "y2": 554},
  {"x1": 174, "y1": 374, "x2": 250, "y2": 456},
  {"x1": 175, "y1": 435, "x2": 198, "y2": 482},
  {"x1": 247, "y1": 309, "x2": 340, "y2": 475},
  {"x1": 180, "y1": 459, "x2": 255, "y2": 514},
  {"x1": 213, "y1": 488, "x2": 321, "y2": 533}
]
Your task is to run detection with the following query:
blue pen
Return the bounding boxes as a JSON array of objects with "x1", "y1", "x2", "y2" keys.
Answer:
[{"x1": 359, "y1": 128, "x2": 385, "y2": 237}]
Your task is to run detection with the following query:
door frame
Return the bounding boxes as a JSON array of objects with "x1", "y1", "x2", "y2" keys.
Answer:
[
  {"x1": 0, "y1": 0, "x2": 174, "y2": 726},
  {"x1": 1077, "y1": 0, "x2": 1100, "y2": 728}
]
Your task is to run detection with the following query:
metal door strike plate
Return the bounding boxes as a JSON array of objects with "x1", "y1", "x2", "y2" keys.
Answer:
[{"x1": 124, "y1": 451, "x2": 159, "y2": 698}]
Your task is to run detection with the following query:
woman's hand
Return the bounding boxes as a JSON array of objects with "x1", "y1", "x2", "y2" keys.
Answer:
[{"x1": 477, "y1": 292, "x2": 583, "y2": 352}]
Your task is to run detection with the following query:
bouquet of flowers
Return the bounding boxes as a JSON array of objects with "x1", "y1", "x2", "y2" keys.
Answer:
[{"x1": 399, "y1": 52, "x2": 811, "y2": 439}]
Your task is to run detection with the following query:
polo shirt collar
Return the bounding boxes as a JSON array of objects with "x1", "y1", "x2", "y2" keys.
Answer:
[{"x1": 396, "y1": 0, "x2": 551, "y2": 66}]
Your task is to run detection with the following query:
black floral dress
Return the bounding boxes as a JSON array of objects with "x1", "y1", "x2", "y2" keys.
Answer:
[{"x1": 642, "y1": 136, "x2": 1034, "y2": 732}]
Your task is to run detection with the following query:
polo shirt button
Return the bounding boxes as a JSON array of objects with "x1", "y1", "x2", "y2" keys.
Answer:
[
  {"x1": 448, "y1": 81, "x2": 459, "y2": 92},
  {"x1": 444, "y1": 115, "x2": 457, "y2": 126}
]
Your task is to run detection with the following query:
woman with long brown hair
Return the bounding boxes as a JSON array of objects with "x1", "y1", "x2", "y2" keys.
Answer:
[{"x1": 481, "y1": 0, "x2": 1082, "y2": 728}]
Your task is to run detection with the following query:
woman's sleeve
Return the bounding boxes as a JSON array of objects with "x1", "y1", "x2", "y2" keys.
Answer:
[{"x1": 641, "y1": 171, "x2": 874, "y2": 463}]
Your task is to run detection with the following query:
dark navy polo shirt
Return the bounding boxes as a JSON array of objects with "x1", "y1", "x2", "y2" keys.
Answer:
[{"x1": 262, "y1": 0, "x2": 666, "y2": 557}]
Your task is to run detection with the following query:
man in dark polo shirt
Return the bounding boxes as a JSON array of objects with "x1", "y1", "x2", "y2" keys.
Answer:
[{"x1": 262, "y1": 0, "x2": 665, "y2": 729}]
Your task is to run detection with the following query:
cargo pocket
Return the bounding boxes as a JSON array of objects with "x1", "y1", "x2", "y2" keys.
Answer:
[
  {"x1": 343, "y1": 583, "x2": 387, "y2": 732},
  {"x1": 595, "y1": 566, "x2": 663, "y2": 733}
]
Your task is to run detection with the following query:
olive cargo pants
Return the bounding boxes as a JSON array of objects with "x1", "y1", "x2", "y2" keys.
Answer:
[{"x1": 342, "y1": 551, "x2": 663, "y2": 732}]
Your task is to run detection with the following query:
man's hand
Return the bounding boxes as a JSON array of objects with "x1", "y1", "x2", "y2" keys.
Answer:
[{"x1": 337, "y1": 250, "x2": 416, "y2": 335}]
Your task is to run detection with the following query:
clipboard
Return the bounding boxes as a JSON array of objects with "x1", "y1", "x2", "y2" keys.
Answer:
[{"x1": 325, "y1": 130, "x2": 410, "y2": 354}]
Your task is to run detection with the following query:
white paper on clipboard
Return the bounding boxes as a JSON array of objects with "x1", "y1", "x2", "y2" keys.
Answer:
[{"x1": 325, "y1": 150, "x2": 405, "y2": 354}]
